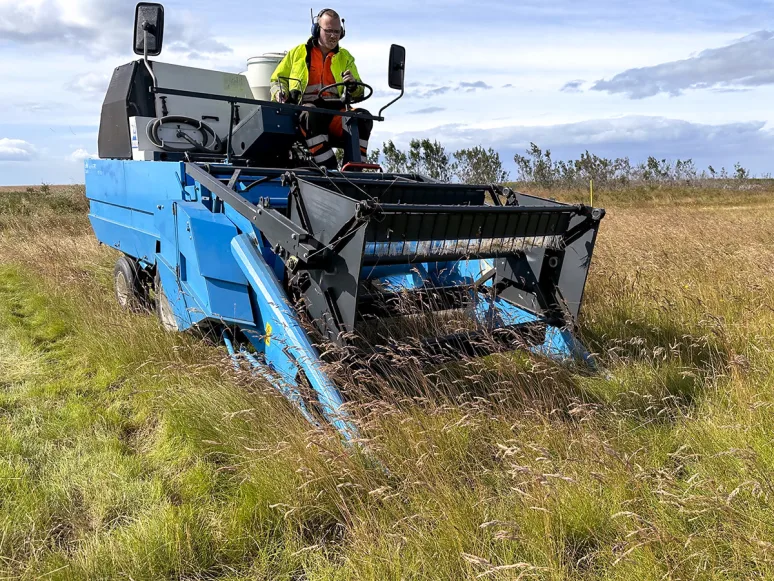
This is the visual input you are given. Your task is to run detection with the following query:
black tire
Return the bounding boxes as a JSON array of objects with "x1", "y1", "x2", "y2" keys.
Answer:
[
  {"x1": 114, "y1": 256, "x2": 143, "y2": 311},
  {"x1": 154, "y1": 271, "x2": 179, "y2": 332}
]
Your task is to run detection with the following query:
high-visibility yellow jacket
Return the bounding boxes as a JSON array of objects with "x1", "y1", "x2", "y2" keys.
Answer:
[{"x1": 270, "y1": 38, "x2": 364, "y2": 103}]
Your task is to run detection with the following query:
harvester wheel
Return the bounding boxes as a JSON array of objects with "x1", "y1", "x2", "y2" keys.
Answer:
[
  {"x1": 154, "y1": 272, "x2": 179, "y2": 332},
  {"x1": 114, "y1": 256, "x2": 143, "y2": 312}
]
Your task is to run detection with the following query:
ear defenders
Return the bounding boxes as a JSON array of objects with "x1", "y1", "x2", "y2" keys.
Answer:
[{"x1": 311, "y1": 8, "x2": 345, "y2": 40}]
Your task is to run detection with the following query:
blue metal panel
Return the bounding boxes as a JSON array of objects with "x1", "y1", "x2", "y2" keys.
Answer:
[
  {"x1": 85, "y1": 159, "x2": 187, "y2": 215},
  {"x1": 205, "y1": 278, "x2": 254, "y2": 323},
  {"x1": 179, "y1": 279, "x2": 209, "y2": 319},
  {"x1": 432, "y1": 260, "x2": 584, "y2": 363},
  {"x1": 85, "y1": 159, "x2": 127, "y2": 201},
  {"x1": 538, "y1": 327, "x2": 595, "y2": 366},
  {"x1": 89, "y1": 214, "x2": 157, "y2": 263},
  {"x1": 85, "y1": 159, "x2": 201, "y2": 265},
  {"x1": 359, "y1": 259, "x2": 494, "y2": 291},
  {"x1": 359, "y1": 257, "x2": 589, "y2": 363},
  {"x1": 154, "y1": 202, "x2": 178, "y2": 266},
  {"x1": 361, "y1": 263, "x2": 428, "y2": 291},
  {"x1": 182, "y1": 207, "x2": 249, "y2": 284},
  {"x1": 452, "y1": 259, "x2": 494, "y2": 285},
  {"x1": 231, "y1": 233, "x2": 357, "y2": 440},
  {"x1": 470, "y1": 293, "x2": 589, "y2": 362},
  {"x1": 221, "y1": 331, "x2": 319, "y2": 425},
  {"x1": 241, "y1": 320, "x2": 266, "y2": 354},
  {"x1": 156, "y1": 201, "x2": 254, "y2": 326},
  {"x1": 222, "y1": 203, "x2": 255, "y2": 236},
  {"x1": 222, "y1": 204, "x2": 285, "y2": 281},
  {"x1": 237, "y1": 181, "x2": 290, "y2": 208},
  {"x1": 471, "y1": 294, "x2": 541, "y2": 328},
  {"x1": 155, "y1": 256, "x2": 201, "y2": 330},
  {"x1": 205, "y1": 173, "x2": 290, "y2": 208},
  {"x1": 155, "y1": 202, "x2": 208, "y2": 327}
]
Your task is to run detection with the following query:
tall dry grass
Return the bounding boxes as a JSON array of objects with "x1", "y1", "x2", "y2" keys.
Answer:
[{"x1": 0, "y1": 183, "x2": 773, "y2": 579}]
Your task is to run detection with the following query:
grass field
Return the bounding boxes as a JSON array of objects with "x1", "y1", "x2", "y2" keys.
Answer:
[{"x1": 1, "y1": 183, "x2": 773, "y2": 579}]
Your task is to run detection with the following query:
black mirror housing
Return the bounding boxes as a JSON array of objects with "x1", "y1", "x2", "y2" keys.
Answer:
[
  {"x1": 134, "y1": 3, "x2": 165, "y2": 56},
  {"x1": 388, "y1": 44, "x2": 405, "y2": 90}
]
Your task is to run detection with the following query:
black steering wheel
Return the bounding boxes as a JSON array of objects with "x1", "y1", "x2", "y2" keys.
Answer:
[{"x1": 318, "y1": 81, "x2": 374, "y2": 107}]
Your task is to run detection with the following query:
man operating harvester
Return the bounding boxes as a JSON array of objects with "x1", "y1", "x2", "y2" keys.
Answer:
[{"x1": 270, "y1": 8, "x2": 373, "y2": 170}]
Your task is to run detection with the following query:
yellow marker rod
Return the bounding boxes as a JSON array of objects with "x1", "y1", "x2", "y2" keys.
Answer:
[{"x1": 590, "y1": 178, "x2": 593, "y2": 206}]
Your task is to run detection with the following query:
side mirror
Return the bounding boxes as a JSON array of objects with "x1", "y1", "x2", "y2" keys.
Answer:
[
  {"x1": 134, "y1": 2, "x2": 165, "y2": 56},
  {"x1": 379, "y1": 44, "x2": 406, "y2": 117},
  {"x1": 388, "y1": 44, "x2": 405, "y2": 90}
]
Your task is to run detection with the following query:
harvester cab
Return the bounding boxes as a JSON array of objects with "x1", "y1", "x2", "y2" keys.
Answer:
[
  {"x1": 86, "y1": 2, "x2": 605, "y2": 441},
  {"x1": 101, "y1": 3, "x2": 403, "y2": 170}
]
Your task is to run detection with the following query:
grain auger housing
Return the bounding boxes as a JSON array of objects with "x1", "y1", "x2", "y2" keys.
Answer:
[{"x1": 85, "y1": 3, "x2": 605, "y2": 440}]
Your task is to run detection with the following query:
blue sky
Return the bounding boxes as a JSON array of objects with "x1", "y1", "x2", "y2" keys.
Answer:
[{"x1": 0, "y1": 0, "x2": 773, "y2": 185}]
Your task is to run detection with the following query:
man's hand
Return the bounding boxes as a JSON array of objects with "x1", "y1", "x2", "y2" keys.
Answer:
[{"x1": 342, "y1": 69, "x2": 355, "y2": 84}]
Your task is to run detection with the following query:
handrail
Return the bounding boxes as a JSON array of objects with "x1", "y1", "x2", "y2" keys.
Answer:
[{"x1": 151, "y1": 86, "x2": 385, "y2": 122}]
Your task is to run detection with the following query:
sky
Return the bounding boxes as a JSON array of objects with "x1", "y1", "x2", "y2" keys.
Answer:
[{"x1": 0, "y1": 0, "x2": 773, "y2": 185}]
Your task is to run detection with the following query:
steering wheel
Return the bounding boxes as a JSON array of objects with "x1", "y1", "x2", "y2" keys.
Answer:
[{"x1": 318, "y1": 80, "x2": 374, "y2": 107}]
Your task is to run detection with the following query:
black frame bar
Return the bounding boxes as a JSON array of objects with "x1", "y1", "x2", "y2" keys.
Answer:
[{"x1": 152, "y1": 86, "x2": 384, "y2": 121}]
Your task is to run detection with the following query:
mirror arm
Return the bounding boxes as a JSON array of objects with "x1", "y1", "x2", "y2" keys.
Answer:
[
  {"x1": 378, "y1": 86, "x2": 404, "y2": 118},
  {"x1": 142, "y1": 26, "x2": 157, "y2": 89}
]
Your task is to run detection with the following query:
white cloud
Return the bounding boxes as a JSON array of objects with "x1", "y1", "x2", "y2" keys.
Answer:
[
  {"x1": 64, "y1": 72, "x2": 110, "y2": 96},
  {"x1": 0, "y1": 0, "x2": 232, "y2": 58},
  {"x1": 165, "y1": 11, "x2": 232, "y2": 57},
  {"x1": 13, "y1": 101, "x2": 59, "y2": 113},
  {"x1": 409, "y1": 106, "x2": 446, "y2": 115},
  {"x1": 0, "y1": 0, "x2": 127, "y2": 53},
  {"x1": 393, "y1": 115, "x2": 772, "y2": 150},
  {"x1": 591, "y1": 30, "x2": 774, "y2": 98},
  {"x1": 560, "y1": 79, "x2": 584, "y2": 93},
  {"x1": 0, "y1": 138, "x2": 38, "y2": 161},
  {"x1": 67, "y1": 148, "x2": 96, "y2": 163}
]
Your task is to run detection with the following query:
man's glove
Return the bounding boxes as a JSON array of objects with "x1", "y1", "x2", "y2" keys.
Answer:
[{"x1": 277, "y1": 89, "x2": 302, "y2": 104}]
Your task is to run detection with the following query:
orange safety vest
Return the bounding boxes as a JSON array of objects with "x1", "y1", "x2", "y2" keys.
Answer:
[
  {"x1": 305, "y1": 46, "x2": 344, "y2": 138},
  {"x1": 304, "y1": 46, "x2": 338, "y2": 103}
]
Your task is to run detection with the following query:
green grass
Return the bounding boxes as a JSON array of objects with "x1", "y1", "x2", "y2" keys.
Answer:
[{"x1": 1, "y1": 184, "x2": 774, "y2": 578}]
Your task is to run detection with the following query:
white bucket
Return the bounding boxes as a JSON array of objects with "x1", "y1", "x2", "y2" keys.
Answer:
[{"x1": 243, "y1": 53, "x2": 286, "y2": 101}]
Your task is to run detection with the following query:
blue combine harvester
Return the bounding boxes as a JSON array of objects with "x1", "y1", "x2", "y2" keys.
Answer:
[{"x1": 86, "y1": 3, "x2": 605, "y2": 440}]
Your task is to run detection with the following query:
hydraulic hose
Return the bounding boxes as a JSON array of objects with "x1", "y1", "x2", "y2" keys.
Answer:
[{"x1": 145, "y1": 116, "x2": 223, "y2": 153}]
